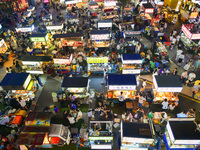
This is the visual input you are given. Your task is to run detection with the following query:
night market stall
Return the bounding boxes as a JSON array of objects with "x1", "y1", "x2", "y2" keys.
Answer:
[
  {"x1": 119, "y1": 22, "x2": 141, "y2": 37},
  {"x1": 30, "y1": 33, "x2": 50, "y2": 50},
  {"x1": 42, "y1": 14, "x2": 53, "y2": 22},
  {"x1": 152, "y1": 75, "x2": 183, "y2": 104},
  {"x1": 53, "y1": 54, "x2": 73, "y2": 74},
  {"x1": 124, "y1": 37, "x2": 144, "y2": 53},
  {"x1": 61, "y1": 77, "x2": 89, "y2": 101},
  {"x1": 120, "y1": 122, "x2": 155, "y2": 150},
  {"x1": 16, "y1": 112, "x2": 71, "y2": 148},
  {"x1": 142, "y1": 3, "x2": 154, "y2": 14},
  {"x1": 188, "y1": 12, "x2": 199, "y2": 23},
  {"x1": 22, "y1": 55, "x2": 53, "y2": 74},
  {"x1": 64, "y1": 13, "x2": 79, "y2": 24},
  {"x1": 180, "y1": 24, "x2": 200, "y2": 51},
  {"x1": 89, "y1": 1, "x2": 99, "y2": 17},
  {"x1": 107, "y1": 74, "x2": 137, "y2": 101},
  {"x1": 0, "y1": 73, "x2": 36, "y2": 100},
  {"x1": 164, "y1": 118, "x2": 200, "y2": 150},
  {"x1": 98, "y1": 20, "x2": 112, "y2": 29},
  {"x1": 53, "y1": 32, "x2": 84, "y2": 49},
  {"x1": 87, "y1": 56, "x2": 109, "y2": 74},
  {"x1": 121, "y1": 54, "x2": 142, "y2": 74},
  {"x1": 89, "y1": 121, "x2": 113, "y2": 149},
  {"x1": 90, "y1": 30, "x2": 111, "y2": 48}
]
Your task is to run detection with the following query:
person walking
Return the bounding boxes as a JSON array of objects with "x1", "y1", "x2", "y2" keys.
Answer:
[{"x1": 177, "y1": 52, "x2": 185, "y2": 66}]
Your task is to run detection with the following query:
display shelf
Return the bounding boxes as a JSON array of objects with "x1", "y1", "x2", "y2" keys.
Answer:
[{"x1": 108, "y1": 90, "x2": 135, "y2": 99}]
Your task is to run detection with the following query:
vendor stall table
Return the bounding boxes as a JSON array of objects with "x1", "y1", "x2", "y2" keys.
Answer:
[
  {"x1": 121, "y1": 54, "x2": 142, "y2": 74},
  {"x1": 64, "y1": 13, "x2": 79, "y2": 24},
  {"x1": 87, "y1": 57, "x2": 109, "y2": 74},
  {"x1": 107, "y1": 74, "x2": 137, "y2": 101},
  {"x1": 53, "y1": 54, "x2": 73, "y2": 74},
  {"x1": 53, "y1": 32, "x2": 84, "y2": 48},
  {"x1": 180, "y1": 24, "x2": 200, "y2": 51},
  {"x1": 61, "y1": 77, "x2": 89, "y2": 101},
  {"x1": 22, "y1": 55, "x2": 52, "y2": 74},
  {"x1": 90, "y1": 30, "x2": 111, "y2": 48},
  {"x1": 89, "y1": 121, "x2": 113, "y2": 149},
  {"x1": 0, "y1": 73, "x2": 36, "y2": 100},
  {"x1": 120, "y1": 122, "x2": 155, "y2": 150},
  {"x1": 164, "y1": 118, "x2": 200, "y2": 150},
  {"x1": 30, "y1": 33, "x2": 50, "y2": 50},
  {"x1": 153, "y1": 75, "x2": 183, "y2": 104}
]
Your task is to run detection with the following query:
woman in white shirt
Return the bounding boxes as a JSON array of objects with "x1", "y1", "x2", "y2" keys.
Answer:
[
  {"x1": 162, "y1": 99, "x2": 169, "y2": 110},
  {"x1": 18, "y1": 97, "x2": 28, "y2": 110},
  {"x1": 169, "y1": 103, "x2": 176, "y2": 110}
]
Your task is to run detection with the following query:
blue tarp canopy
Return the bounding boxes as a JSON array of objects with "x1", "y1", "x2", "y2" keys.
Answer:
[
  {"x1": 61, "y1": 77, "x2": 88, "y2": 88},
  {"x1": 0, "y1": 73, "x2": 30, "y2": 90},
  {"x1": 122, "y1": 54, "x2": 142, "y2": 60},
  {"x1": 108, "y1": 74, "x2": 136, "y2": 86}
]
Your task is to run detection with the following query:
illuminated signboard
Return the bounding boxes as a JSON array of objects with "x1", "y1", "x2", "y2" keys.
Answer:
[
  {"x1": 98, "y1": 22, "x2": 112, "y2": 28},
  {"x1": 30, "y1": 37, "x2": 46, "y2": 42},
  {"x1": 145, "y1": 8, "x2": 154, "y2": 13},
  {"x1": 16, "y1": 25, "x2": 35, "y2": 33},
  {"x1": 189, "y1": 12, "x2": 199, "y2": 19},
  {"x1": 89, "y1": 136, "x2": 113, "y2": 140},
  {"x1": 191, "y1": 33, "x2": 200, "y2": 40},
  {"x1": 91, "y1": 34, "x2": 110, "y2": 40},
  {"x1": 0, "y1": 39, "x2": 5, "y2": 47},
  {"x1": 87, "y1": 57, "x2": 108, "y2": 63},
  {"x1": 109, "y1": 85, "x2": 136, "y2": 91},
  {"x1": 182, "y1": 25, "x2": 192, "y2": 39},
  {"x1": 122, "y1": 60, "x2": 143, "y2": 64},
  {"x1": 90, "y1": 5, "x2": 99, "y2": 9},
  {"x1": 122, "y1": 137, "x2": 154, "y2": 144},
  {"x1": 53, "y1": 59, "x2": 70, "y2": 64},
  {"x1": 23, "y1": 74, "x2": 31, "y2": 89},
  {"x1": 46, "y1": 24, "x2": 63, "y2": 30},
  {"x1": 174, "y1": 140, "x2": 200, "y2": 145},
  {"x1": 166, "y1": 122, "x2": 175, "y2": 143},
  {"x1": 122, "y1": 69, "x2": 141, "y2": 74},
  {"x1": 65, "y1": 0, "x2": 78, "y2": 4},
  {"x1": 91, "y1": 144, "x2": 112, "y2": 149}
]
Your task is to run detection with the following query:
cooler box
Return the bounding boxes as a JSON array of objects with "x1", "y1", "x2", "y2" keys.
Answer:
[{"x1": 12, "y1": 116, "x2": 23, "y2": 125}]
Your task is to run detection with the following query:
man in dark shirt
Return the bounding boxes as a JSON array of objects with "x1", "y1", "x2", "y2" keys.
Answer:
[{"x1": 10, "y1": 96, "x2": 20, "y2": 109}]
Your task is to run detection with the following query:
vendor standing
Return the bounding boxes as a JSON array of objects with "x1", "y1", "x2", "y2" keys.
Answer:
[{"x1": 117, "y1": 91, "x2": 125, "y2": 108}]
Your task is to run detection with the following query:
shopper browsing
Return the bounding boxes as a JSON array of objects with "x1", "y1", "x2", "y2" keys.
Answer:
[
  {"x1": 162, "y1": 99, "x2": 169, "y2": 110},
  {"x1": 117, "y1": 92, "x2": 125, "y2": 108}
]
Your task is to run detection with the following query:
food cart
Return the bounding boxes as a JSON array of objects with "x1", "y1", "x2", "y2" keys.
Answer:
[
  {"x1": 189, "y1": 12, "x2": 199, "y2": 23},
  {"x1": 89, "y1": 121, "x2": 113, "y2": 149},
  {"x1": 53, "y1": 54, "x2": 73, "y2": 74},
  {"x1": 87, "y1": 57, "x2": 109, "y2": 74},
  {"x1": 16, "y1": 112, "x2": 71, "y2": 148},
  {"x1": 90, "y1": 30, "x2": 110, "y2": 48},
  {"x1": 22, "y1": 55, "x2": 52, "y2": 74},
  {"x1": 164, "y1": 118, "x2": 200, "y2": 150},
  {"x1": 121, "y1": 54, "x2": 142, "y2": 74},
  {"x1": 0, "y1": 73, "x2": 36, "y2": 100},
  {"x1": 53, "y1": 32, "x2": 84, "y2": 49},
  {"x1": 89, "y1": 1, "x2": 99, "y2": 17},
  {"x1": 0, "y1": 39, "x2": 8, "y2": 54},
  {"x1": 120, "y1": 122, "x2": 155, "y2": 150},
  {"x1": 180, "y1": 24, "x2": 200, "y2": 51},
  {"x1": 98, "y1": 20, "x2": 112, "y2": 29},
  {"x1": 107, "y1": 74, "x2": 137, "y2": 101},
  {"x1": 153, "y1": 75, "x2": 183, "y2": 104},
  {"x1": 61, "y1": 77, "x2": 89, "y2": 101},
  {"x1": 30, "y1": 33, "x2": 50, "y2": 49},
  {"x1": 156, "y1": 41, "x2": 168, "y2": 57},
  {"x1": 157, "y1": 33, "x2": 171, "y2": 46}
]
